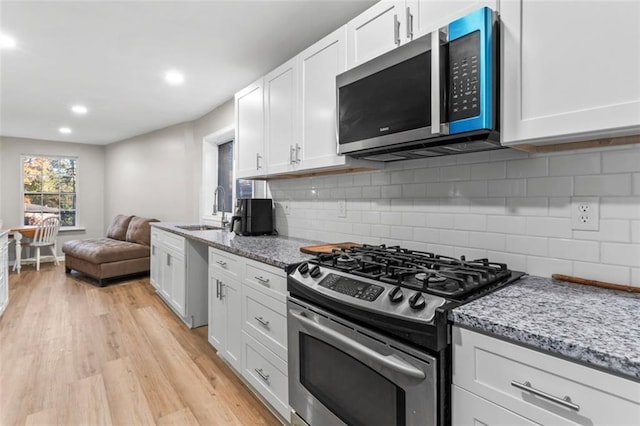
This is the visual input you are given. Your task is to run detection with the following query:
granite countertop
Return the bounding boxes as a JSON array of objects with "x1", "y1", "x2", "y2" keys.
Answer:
[
  {"x1": 450, "y1": 275, "x2": 640, "y2": 381},
  {"x1": 152, "y1": 222, "x2": 317, "y2": 270}
]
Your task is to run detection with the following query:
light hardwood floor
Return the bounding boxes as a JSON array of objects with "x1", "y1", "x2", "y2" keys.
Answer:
[{"x1": 0, "y1": 264, "x2": 281, "y2": 426}]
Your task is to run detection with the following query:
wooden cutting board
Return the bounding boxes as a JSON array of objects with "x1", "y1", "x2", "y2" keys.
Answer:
[
  {"x1": 552, "y1": 274, "x2": 640, "y2": 293},
  {"x1": 300, "y1": 242, "x2": 362, "y2": 254}
]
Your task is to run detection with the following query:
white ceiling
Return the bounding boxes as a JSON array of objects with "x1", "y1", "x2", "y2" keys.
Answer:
[{"x1": 0, "y1": 0, "x2": 376, "y2": 145}]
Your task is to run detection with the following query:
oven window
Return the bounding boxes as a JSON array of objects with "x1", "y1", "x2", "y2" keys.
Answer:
[{"x1": 300, "y1": 334, "x2": 405, "y2": 426}]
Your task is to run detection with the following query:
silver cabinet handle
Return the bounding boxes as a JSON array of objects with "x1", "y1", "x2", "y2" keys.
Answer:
[
  {"x1": 254, "y1": 368, "x2": 270, "y2": 383},
  {"x1": 511, "y1": 380, "x2": 580, "y2": 411},
  {"x1": 219, "y1": 282, "x2": 226, "y2": 300},
  {"x1": 216, "y1": 260, "x2": 227, "y2": 267},
  {"x1": 215, "y1": 279, "x2": 220, "y2": 299},
  {"x1": 289, "y1": 145, "x2": 295, "y2": 164},
  {"x1": 290, "y1": 309, "x2": 425, "y2": 380},
  {"x1": 295, "y1": 144, "x2": 301, "y2": 163},
  {"x1": 256, "y1": 153, "x2": 262, "y2": 170},
  {"x1": 254, "y1": 276, "x2": 271, "y2": 287},
  {"x1": 254, "y1": 316, "x2": 270, "y2": 328},
  {"x1": 406, "y1": 7, "x2": 413, "y2": 40},
  {"x1": 166, "y1": 253, "x2": 171, "y2": 266},
  {"x1": 393, "y1": 14, "x2": 400, "y2": 46},
  {"x1": 152, "y1": 246, "x2": 156, "y2": 255}
]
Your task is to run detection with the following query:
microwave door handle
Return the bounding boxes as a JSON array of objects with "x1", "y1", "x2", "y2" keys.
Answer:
[
  {"x1": 431, "y1": 29, "x2": 443, "y2": 136},
  {"x1": 290, "y1": 310, "x2": 426, "y2": 380}
]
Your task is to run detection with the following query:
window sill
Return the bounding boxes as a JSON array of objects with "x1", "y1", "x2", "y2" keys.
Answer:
[{"x1": 59, "y1": 226, "x2": 86, "y2": 233}]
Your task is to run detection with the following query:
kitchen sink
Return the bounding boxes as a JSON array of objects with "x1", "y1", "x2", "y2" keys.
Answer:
[{"x1": 176, "y1": 224, "x2": 223, "y2": 231}]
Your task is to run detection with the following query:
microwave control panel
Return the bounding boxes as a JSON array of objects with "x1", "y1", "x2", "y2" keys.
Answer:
[{"x1": 449, "y1": 30, "x2": 481, "y2": 121}]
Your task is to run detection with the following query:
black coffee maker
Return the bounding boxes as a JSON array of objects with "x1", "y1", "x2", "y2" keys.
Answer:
[{"x1": 230, "y1": 198, "x2": 274, "y2": 236}]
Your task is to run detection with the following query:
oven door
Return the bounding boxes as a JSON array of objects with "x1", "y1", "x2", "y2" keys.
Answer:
[{"x1": 288, "y1": 298, "x2": 438, "y2": 426}]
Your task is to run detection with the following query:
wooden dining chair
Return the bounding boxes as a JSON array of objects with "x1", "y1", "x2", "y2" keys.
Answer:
[{"x1": 23, "y1": 217, "x2": 61, "y2": 271}]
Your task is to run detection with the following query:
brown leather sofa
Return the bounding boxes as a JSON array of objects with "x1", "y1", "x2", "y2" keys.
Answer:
[{"x1": 62, "y1": 215, "x2": 158, "y2": 286}]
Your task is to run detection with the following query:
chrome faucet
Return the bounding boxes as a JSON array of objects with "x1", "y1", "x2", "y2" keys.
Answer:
[{"x1": 213, "y1": 185, "x2": 229, "y2": 228}]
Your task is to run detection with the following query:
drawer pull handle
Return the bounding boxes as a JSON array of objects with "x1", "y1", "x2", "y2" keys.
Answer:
[
  {"x1": 216, "y1": 260, "x2": 227, "y2": 267},
  {"x1": 254, "y1": 316, "x2": 270, "y2": 328},
  {"x1": 255, "y1": 368, "x2": 270, "y2": 383},
  {"x1": 254, "y1": 276, "x2": 271, "y2": 287},
  {"x1": 511, "y1": 380, "x2": 580, "y2": 411}
]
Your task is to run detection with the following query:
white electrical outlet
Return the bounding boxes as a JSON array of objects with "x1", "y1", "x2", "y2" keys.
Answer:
[
  {"x1": 283, "y1": 200, "x2": 291, "y2": 215},
  {"x1": 338, "y1": 200, "x2": 347, "y2": 218},
  {"x1": 571, "y1": 197, "x2": 599, "y2": 231}
]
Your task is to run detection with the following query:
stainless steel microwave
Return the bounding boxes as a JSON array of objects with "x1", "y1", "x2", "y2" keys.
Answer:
[{"x1": 337, "y1": 7, "x2": 501, "y2": 161}]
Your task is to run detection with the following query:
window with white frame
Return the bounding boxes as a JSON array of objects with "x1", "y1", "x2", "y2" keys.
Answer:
[
  {"x1": 22, "y1": 155, "x2": 77, "y2": 227},
  {"x1": 216, "y1": 141, "x2": 253, "y2": 213}
]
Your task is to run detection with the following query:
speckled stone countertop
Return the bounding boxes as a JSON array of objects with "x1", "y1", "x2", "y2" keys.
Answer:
[
  {"x1": 152, "y1": 222, "x2": 316, "y2": 270},
  {"x1": 450, "y1": 275, "x2": 640, "y2": 381}
]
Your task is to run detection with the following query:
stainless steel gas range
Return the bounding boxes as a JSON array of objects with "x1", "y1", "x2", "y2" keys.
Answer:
[{"x1": 287, "y1": 245, "x2": 525, "y2": 426}]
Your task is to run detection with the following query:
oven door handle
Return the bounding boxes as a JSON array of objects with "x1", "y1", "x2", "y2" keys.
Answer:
[{"x1": 290, "y1": 310, "x2": 426, "y2": 380}]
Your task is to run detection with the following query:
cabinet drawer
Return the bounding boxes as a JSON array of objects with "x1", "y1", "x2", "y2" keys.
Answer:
[
  {"x1": 242, "y1": 284, "x2": 287, "y2": 361},
  {"x1": 242, "y1": 331, "x2": 289, "y2": 420},
  {"x1": 244, "y1": 260, "x2": 286, "y2": 301},
  {"x1": 453, "y1": 385, "x2": 539, "y2": 426},
  {"x1": 161, "y1": 231, "x2": 185, "y2": 253},
  {"x1": 453, "y1": 327, "x2": 640, "y2": 426},
  {"x1": 209, "y1": 248, "x2": 242, "y2": 280}
]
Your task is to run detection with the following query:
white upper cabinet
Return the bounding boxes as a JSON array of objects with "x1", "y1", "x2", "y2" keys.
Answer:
[
  {"x1": 501, "y1": 0, "x2": 640, "y2": 146},
  {"x1": 347, "y1": 1, "x2": 410, "y2": 69},
  {"x1": 235, "y1": 79, "x2": 265, "y2": 179},
  {"x1": 264, "y1": 58, "x2": 299, "y2": 175},
  {"x1": 412, "y1": 0, "x2": 497, "y2": 38},
  {"x1": 298, "y1": 27, "x2": 350, "y2": 170}
]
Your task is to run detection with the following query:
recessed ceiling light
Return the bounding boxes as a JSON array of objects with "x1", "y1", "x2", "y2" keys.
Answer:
[
  {"x1": 0, "y1": 33, "x2": 16, "y2": 49},
  {"x1": 59, "y1": 127, "x2": 72, "y2": 134},
  {"x1": 71, "y1": 105, "x2": 88, "y2": 114},
  {"x1": 165, "y1": 70, "x2": 184, "y2": 85}
]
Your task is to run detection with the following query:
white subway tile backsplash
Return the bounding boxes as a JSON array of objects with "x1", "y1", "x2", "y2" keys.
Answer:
[
  {"x1": 380, "y1": 212, "x2": 402, "y2": 225},
  {"x1": 428, "y1": 244, "x2": 456, "y2": 257},
  {"x1": 427, "y1": 156, "x2": 457, "y2": 167},
  {"x1": 414, "y1": 167, "x2": 439, "y2": 183},
  {"x1": 456, "y1": 181, "x2": 488, "y2": 197},
  {"x1": 526, "y1": 256, "x2": 572, "y2": 277},
  {"x1": 574, "y1": 174, "x2": 632, "y2": 196},
  {"x1": 372, "y1": 198, "x2": 392, "y2": 212},
  {"x1": 439, "y1": 165, "x2": 471, "y2": 181},
  {"x1": 634, "y1": 173, "x2": 640, "y2": 195},
  {"x1": 487, "y1": 215, "x2": 526, "y2": 234},
  {"x1": 390, "y1": 225, "x2": 414, "y2": 241},
  {"x1": 353, "y1": 173, "x2": 371, "y2": 187},
  {"x1": 456, "y1": 151, "x2": 492, "y2": 165},
  {"x1": 454, "y1": 247, "x2": 488, "y2": 260},
  {"x1": 345, "y1": 187, "x2": 363, "y2": 199},
  {"x1": 439, "y1": 198, "x2": 469, "y2": 213},
  {"x1": 371, "y1": 172, "x2": 391, "y2": 185},
  {"x1": 330, "y1": 188, "x2": 347, "y2": 199},
  {"x1": 574, "y1": 261, "x2": 631, "y2": 285},
  {"x1": 601, "y1": 242, "x2": 640, "y2": 267},
  {"x1": 439, "y1": 229, "x2": 469, "y2": 246},
  {"x1": 381, "y1": 185, "x2": 402, "y2": 198},
  {"x1": 488, "y1": 179, "x2": 527, "y2": 197},
  {"x1": 427, "y1": 182, "x2": 457, "y2": 197},
  {"x1": 370, "y1": 224, "x2": 391, "y2": 238},
  {"x1": 632, "y1": 221, "x2": 640, "y2": 243},
  {"x1": 391, "y1": 199, "x2": 413, "y2": 211},
  {"x1": 548, "y1": 197, "x2": 571, "y2": 217},
  {"x1": 573, "y1": 220, "x2": 631, "y2": 243},
  {"x1": 548, "y1": 239, "x2": 600, "y2": 262},
  {"x1": 490, "y1": 149, "x2": 529, "y2": 161},
  {"x1": 506, "y1": 197, "x2": 548, "y2": 216},
  {"x1": 402, "y1": 212, "x2": 427, "y2": 227},
  {"x1": 468, "y1": 232, "x2": 505, "y2": 251},
  {"x1": 471, "y1": 162, "x2": 506, "y2": 180},
  {"x1": 413, "y1": 199, "x2": 440, "y2": 212},
  {"x1": 526, "y1": 217, "x2": 572, "y2": 238},
  {"x1": 487, "y1": 251, "x2": 527, "y2": 271},
  {"x1": 632, "y1": 268, "x2": 640, "y2": 287},
  {"x1": 468, "y1": 198, "x2": 506, "y2": 215},
  {"x1": 337, "y1": 175, "x2": 354, "y2": 187},
  {"x1": 549, "y1": 152, "x2": 601, "y2": 176},
  {"x1": 391, "y1": 170, "x2": 414, "y2": 184},
  {"x1": 454, "y1": 214, "x2": 487, "y2": 231},
  {"x1": 600, "y1": 196, "x2": 640, "y2": 219},
  {"x1": 428, "y1": 213, "x2": 455, "y2": 229},
  {"x1": 352, "y1": 223, "x2": 371, "y2": 237},
  {"x1": 402, "y1": 183, "x2": 427, "y2": 198},
  {"x1": 361, "y1": 211, "x2": 380, "y2": 224},
  {"x1": 507, "y1": 157, "x2": 548, "y2": 178},
  {"x1": 602, "y1": 149, "x2": 640, "y2": 173},
  {"x1": 362, "y1": 186, "x2": 381, "y2": 198},
  {"x1": 414, "y1": 227, "x2": 439, "y2": 243},
  {"x1": 527, "y1": 176, "x2": 573, "y2": 196},
  {"x1": 505, "y1": 235, "x2": 548, "y2": 256}
]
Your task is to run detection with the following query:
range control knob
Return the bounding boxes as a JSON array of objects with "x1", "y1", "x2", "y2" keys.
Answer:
[
  {"x1": 388, "y1": 286, "x2": 404, "y2": 303},
  {"x1": 309, "y1": 265, "x2": 322, "y2": 278},
  {"x1": 408, "y1": 292, "x2": 426, "y2": 310},
  {"x1": 297, "y1": 262, "x2": 309, "y2": 275}
]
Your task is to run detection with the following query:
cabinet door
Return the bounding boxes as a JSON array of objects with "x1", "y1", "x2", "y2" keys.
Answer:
[
  {"x1": 222, "y1": 278, "x2": 242, "y2": 372},
  {"x1": 169, "y1": 251, "x2": 186, "y2": 317},
  {"x1": 501, "y1": 0, "x2": 640, "y2": 146},
  {"x1": 235, "y1": 78, "x2": 265, "y2": 178},
  {"x1": 150, "y1": 238, "x2": 160, "y2": 290},
  {"x1": 0, "y1": 241, "x2": 7, "y2": 315},
  {"x1": 208, "y1": 274, "x2": 226, "y2": 350},
  {"x1": 453, "y1": 385, "x2": 540, "y2": 426},
  {"x1": 346, "y1": 1, "x2": 408, "y2": 69},
  {"x1": 160, "y1": 249, "x2": 172, "y2": 301},
  {"x1": 412, "y1": 0, "x2": 497, "y2": 38},
  {"x1": 298, "y1": 26, "x2": 348, "y2": 170},
  {"x1": 265, "y1": 58, "x2": 299, "y2": 175}
]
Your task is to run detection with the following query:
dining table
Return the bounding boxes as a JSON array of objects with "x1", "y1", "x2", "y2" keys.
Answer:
[{"x1": 5, "y1": 226, "x2": 37, "y2": 274}]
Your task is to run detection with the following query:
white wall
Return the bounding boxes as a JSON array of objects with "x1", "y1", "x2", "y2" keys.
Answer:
[
  {"x1": 0, "y1": 136, "x2": 105, "y2": 254},
  {"x1": 269, "y1": 144, "x2": 640, "y2": 285}
]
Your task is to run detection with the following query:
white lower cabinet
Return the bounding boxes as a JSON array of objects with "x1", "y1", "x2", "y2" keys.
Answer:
[
  {"x1": 0, "y1": 233, "x2": 8, "y2": 316},
  {"x1": 453, "y1": 385, "x2": 539, "y2": 426},
  {"x1": 452, "y1": 326, "x2": 640, "y2": 426},
  {"x1": 207, "y1": 247, "x2": 290, "y2": 421},
  {"x1": 150, "y1": 227, "x2": 208, "y2": 328}
]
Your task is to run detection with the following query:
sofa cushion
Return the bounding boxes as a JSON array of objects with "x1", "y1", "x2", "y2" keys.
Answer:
[
  {"x1": 106, "y1": 214, "x2": 133, "y2": 241},
  {"x1": 62, "y1": 238, "x2": 150, "y2": 263},
  {"x1": 125, "y1": 216, "x2": 157, "y2": 246}
]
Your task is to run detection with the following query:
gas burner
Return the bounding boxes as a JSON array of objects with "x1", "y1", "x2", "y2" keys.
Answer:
[
  {"x1": 415, "y1": 272, "x2": 447, "y2": 283},
  {"x1": 335, "y1": 253, "x2": 358, "y2": 267}
]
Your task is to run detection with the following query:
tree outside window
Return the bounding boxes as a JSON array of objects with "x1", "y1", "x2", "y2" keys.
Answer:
[{"x1": 22, "y1": 156, "x2": 77, "y2": 226}]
